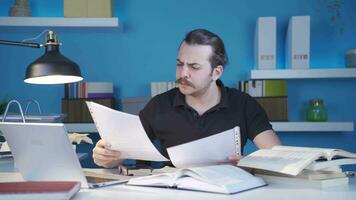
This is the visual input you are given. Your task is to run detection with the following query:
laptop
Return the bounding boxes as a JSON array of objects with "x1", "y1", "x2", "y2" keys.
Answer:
[{"x1": 0, "y1": 122, "x2": 129, "y2": 188}]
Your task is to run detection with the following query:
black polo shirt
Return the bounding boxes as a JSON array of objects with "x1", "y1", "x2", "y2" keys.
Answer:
[{"x1": 139, "y1": 80, "x2": 272, "y2": 159}]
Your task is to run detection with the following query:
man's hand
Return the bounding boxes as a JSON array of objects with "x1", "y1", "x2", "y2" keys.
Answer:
[
  {"x1": 228, "y1": 154, "x2": 243, "y2": 165},
  {"x1": 92, "y1": 139, "x2": 122, "y2": 168}
]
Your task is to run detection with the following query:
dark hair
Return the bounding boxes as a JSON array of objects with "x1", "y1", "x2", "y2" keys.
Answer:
[{"x1": 183, "y1": 29, "x2": 228, "y2": 69}]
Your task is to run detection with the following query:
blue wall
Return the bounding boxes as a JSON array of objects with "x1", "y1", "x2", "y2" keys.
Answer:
[{"x1": 1, "y1": 0, "x2": 356, "y2": 166}]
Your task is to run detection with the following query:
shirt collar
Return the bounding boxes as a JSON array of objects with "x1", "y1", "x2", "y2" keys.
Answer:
[{"x1": 173, "y1": 79, "x2": 229, "y2": 109}]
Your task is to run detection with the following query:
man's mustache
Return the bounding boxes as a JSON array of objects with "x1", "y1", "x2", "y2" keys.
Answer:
[{"x1": 175, "y1": 77, "x2": 195, "y2": 89}]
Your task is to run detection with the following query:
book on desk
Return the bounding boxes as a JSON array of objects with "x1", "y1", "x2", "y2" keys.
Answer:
[
  {"x1": 237, "y1": 145, "x2": 356, "y2": 187},
  {"x1": 0, "y1": 181, "x2": 80, "y2": 200},
  {"x1": 127, "y1": 165, "x2": 266, "y2": 194}
]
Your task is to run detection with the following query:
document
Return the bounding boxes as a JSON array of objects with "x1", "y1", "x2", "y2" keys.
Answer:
[
  {"x1": 86, "y1": 101, "x2": 168, "y2": 161},
  {"x1": 167, "y1": 127, "x2": 241, "y2": 168}
]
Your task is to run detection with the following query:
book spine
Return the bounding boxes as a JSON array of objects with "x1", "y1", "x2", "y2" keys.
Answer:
[
  {"x1": 82, "y1": 81, "x2": 86, "y2": 99},
  {"x1": 87, "y1": 93, "x2": 114, "y2": 98},
  {"x1": 64, "y1": 83, "x2": 69, "y2": 99}
]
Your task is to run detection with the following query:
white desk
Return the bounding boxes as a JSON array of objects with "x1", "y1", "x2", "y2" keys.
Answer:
[{"x1": 1, "y1": 159, "x2": 355, "y2": 200}]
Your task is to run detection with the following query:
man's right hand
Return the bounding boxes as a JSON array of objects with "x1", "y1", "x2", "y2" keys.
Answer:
[{"x1": 92, "y1": 139, "x2": 122, "y2": 168}]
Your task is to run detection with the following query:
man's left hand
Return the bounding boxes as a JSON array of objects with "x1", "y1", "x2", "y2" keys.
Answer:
[{"x1": 228, "y1": 154, "x2": 243, "y2": 164}]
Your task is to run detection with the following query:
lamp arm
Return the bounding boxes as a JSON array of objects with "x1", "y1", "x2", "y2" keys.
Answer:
[{"x1": 0, "y1": 40, "x2": 42, "y2": 48}]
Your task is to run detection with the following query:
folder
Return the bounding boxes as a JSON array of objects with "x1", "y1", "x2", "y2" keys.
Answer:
[
  {"x1": 285, "y1": 16, "x2": 310, "y2": 69},
  {"x1": 254, "y1": 17, "x2": 276, "y2": 70}
]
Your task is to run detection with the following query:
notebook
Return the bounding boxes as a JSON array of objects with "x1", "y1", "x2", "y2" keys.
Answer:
[{"x1": 0, "y1": 122, "x2": 129, "y2": 189}]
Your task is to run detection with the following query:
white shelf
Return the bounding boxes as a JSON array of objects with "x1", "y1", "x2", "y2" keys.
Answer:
[
  {"x1": 250, "y1": 68, "x2": 356, "y2": 79},
  {"x1": 0, "y1": 17, "x2": 119, "y2": 27},
  {"x1": 64, "y1": 122, "x2": 354, "y2": 133},
  {"x1": 271, "y1": 122, "x2": 354, "y2": 132}
]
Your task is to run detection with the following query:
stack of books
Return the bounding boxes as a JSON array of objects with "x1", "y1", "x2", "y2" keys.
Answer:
[
  {"x1": 64, "y1": 82, "x2": 114, "y2": 99},
  {"x1": 238, "y1": 146, "x2": 356, "y2": 188},
  {"x1": 238, "y1": 80, "x2": 288, "y2": 121}
]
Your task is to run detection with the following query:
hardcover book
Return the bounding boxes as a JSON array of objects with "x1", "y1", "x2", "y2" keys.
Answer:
[
  {"x1": 238, "y1": 145, "x2": 356, "y2": 176},
  {"x1": 127, "y1": 165, "x2": 266, "y2": 194},
  {"x1": 0, "y1": 181, "x2": 81, "y2": 200}
]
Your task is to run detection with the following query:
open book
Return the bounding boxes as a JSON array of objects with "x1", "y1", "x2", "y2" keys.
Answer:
[
  {"x1": 237, "y1": 146, "x2": 356, "y2": 176},
  {"x1": 127, "y1": 165, "x2": 266, "y2": 194}
]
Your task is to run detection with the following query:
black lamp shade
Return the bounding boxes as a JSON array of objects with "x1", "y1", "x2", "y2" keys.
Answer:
[{"x1": 24, "y1": 44, "x2": 83, "y2": 84}]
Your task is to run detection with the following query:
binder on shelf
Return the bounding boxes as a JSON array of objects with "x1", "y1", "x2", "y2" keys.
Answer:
[
  {"x1": 254, "y1": 17, "x2": 276, "y2": 70},
  {"x1": 285, "y1": 16, "x2": 310, "y2": 69},
  {"x1": 248, "y1": 80, "x2": 263, "y2": 97}
]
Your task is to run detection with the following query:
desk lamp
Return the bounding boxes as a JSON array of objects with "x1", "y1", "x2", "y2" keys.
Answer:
[{"x1": 0, "y1": 30, "x2": 83, "y2": 84}]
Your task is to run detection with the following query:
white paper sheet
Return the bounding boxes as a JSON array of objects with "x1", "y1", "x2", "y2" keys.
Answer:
[
  {"x1": 167, "y1": 127, "x2": 240, "y2": 168},
  {"x1": 86, "y1": 102, "x2": 168, "y2": 161}
]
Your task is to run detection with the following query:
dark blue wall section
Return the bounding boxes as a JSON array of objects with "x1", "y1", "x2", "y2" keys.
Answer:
[{"x1": 1, "y1": 0, "x2": 356, "y2": 168}]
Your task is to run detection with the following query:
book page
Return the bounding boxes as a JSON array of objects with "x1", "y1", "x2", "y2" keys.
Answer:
[
  {"x1": 272, "y1": 146, "x2": 335, "y2": 159},
  {"x1": 306, "y1": 158, "x2": 356, "y2": 171},
  {"x1": 183, "y1": 165, "x2": 255, "y2": 185},
  {"x1": 272, "y1": 146, "x2": 356, "y2": 160},
  {"x1": 167, "y1": 128, "x2": 238, "y2": 168},
  {"x1": 86, "y1": 102, "x2": 168, "y2": 161},
  {"x1": 238, "y1": 149, "x2": 322, "y2": 176},
  {"x1": 127, "y1": 172, "x2": 176, "y2": 187},
  {"x1": 176, "y1": 165, "x2": 266, "y2": 194}
]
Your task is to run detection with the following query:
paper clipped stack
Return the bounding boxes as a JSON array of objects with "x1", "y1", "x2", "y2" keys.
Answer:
[{"x1": 238, "y1": 146, "x2": 356, "y2": 188}]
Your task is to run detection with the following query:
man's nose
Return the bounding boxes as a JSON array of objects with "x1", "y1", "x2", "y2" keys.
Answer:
[{"x1": 179, "y1": 65, "x2": 190, "y2": 78}]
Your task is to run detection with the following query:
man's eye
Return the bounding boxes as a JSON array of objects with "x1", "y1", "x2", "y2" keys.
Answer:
[
  {"x1": 176, "y1": 63, "x2": 183, "y2": 67},
  {"x1": 191, "y1": 65, "x2": 200, "y2": 70}
]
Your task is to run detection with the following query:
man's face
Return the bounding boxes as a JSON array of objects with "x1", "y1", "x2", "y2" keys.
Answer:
[{"x1": 176, "y1": 42, "x2": 220, "y2": 97}]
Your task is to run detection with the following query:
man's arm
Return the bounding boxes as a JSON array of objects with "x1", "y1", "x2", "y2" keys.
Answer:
[{"x1": 253, "y1": 129, "x2": 281, "y2": 149}]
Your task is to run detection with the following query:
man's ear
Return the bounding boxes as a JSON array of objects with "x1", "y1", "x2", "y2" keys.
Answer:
[{"x1": 212, "y1": 65, "x2": 223, "y2": 81}]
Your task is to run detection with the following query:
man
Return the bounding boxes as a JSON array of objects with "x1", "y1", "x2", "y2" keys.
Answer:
[{"x1": 93, "y1": 29, "x2": 281, "y2": 168}]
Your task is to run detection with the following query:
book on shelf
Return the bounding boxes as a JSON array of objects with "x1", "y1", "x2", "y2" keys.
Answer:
[
  {"x1": 238, "y1": 80, "x2": 287, "y2": 97},
  {"x1": 237, "y1": 145, "x2": 356, "y2": 176},
  {"x1": 64, "y1": 81, "x2": 113, "y2": 99},
  {"x1": 127, "y1": 165, "x2": 266, "y2": 194},
  {"x1": 0, "y1": 181, "x2": 81, "y2": 200}
]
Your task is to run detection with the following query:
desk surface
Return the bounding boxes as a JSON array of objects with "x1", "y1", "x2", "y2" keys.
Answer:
[
  {"x1": 73, "y1": 178, "x2": 356, "y2": 200},
  {"x1": 1, "y1": 160, "x2": 355, "y2": 200}
]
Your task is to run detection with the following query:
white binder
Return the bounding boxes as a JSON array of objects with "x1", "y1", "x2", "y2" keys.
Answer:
[
  {"x1": 254, "y1": 17, "x2": 276, "y2": 70},
  {"x1": 285, "y1": 16, "x2": 310, "y2": 69}
]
